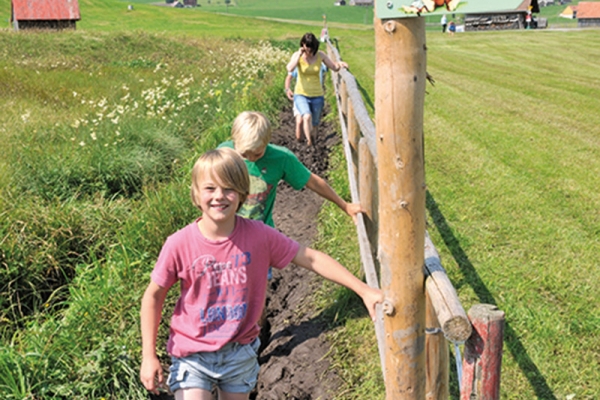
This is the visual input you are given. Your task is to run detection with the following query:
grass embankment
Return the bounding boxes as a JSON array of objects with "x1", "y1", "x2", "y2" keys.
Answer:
[{"x1": 0, "y1": 25, "x2": 292, "y2": 398}]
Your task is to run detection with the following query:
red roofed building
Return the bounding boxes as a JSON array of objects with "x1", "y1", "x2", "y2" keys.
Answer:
[
  {"x1": 577, "y1": 2, "x2": 600, "y2": 27},
  {"x1": 11, "y1": 0, "x2": 81, "y2": 31}
]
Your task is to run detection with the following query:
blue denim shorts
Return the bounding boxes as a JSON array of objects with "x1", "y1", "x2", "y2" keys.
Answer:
[
  {"x1": 294, "y1": 95, "x2": 325, "y2": 127},
  {"x1": 167, "y1": 338, "x2": 260, "y2": 394}
]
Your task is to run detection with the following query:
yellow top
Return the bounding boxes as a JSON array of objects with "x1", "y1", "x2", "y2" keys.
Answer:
[{"x1": 294, "y1": 52, "x2": 324, "y2": 97}]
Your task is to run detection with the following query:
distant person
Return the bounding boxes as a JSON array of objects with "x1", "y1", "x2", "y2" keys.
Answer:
[
  {"x1": 139, "y1": 147, "x2": 383, "y2": 399},
  {"x1": 525, "y1": 9, "x2": 532, "y2": 29},
  {"x1": 441, "y1": 14, "x2": 447, "y2": 33},
  {"x1": 218, "y1": 111, "x2": 364, "y2": 231},
  {"x1": 448, "y1": 20, "x2": 456, "y2": 36},
  {"x1": 286, "y1": 32, "x2": 348, "y2": 146},
  {"x1": 285, "y1": 64, "x2": 328, "y2": 143}
]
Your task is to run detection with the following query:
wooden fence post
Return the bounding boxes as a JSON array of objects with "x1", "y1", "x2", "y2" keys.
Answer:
[
  {"x1": 426, "y1": 292, "x2": 449, "y2": 400},
  {"x1": 359, "y1": 138, "x2": 378, "y2": 259},
  {"x1": 347, "y1": 101, "x2": 360, "y2": 153},
  {"x1": 375, "y1": 14, "x2": 427, "y2": 399},
  {"x1": 340, "y1": 78, "x2": 348, "y2": 118},
  {"x1": 461, "y1": 304, "x2": 505, "y2": 400}
]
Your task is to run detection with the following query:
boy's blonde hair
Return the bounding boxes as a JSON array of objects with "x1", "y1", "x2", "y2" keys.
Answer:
[
  {"x1": 191, "y1": 147, "x2": 250, "y2": 212},
  {"x1": 231, "y1": 111, "x2": 272, "y2": 155}
]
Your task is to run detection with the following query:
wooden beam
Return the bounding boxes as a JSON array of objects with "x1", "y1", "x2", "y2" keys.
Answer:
[
  {"x1": 330, "y1": 55, "x2": 387, "y2": 378},
  {"x1": 425, "y1": 232, "x2": 472, "y2": 343}
]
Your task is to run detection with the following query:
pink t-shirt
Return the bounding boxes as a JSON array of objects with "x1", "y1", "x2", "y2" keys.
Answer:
[{"x1": 151, "y1": 216, "x2": 299, "y2": 357}]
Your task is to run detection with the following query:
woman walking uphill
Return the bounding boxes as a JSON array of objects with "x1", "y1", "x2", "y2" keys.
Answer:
[{"x1": 286, "y1": 32, "x2": 348, "y2": 146}]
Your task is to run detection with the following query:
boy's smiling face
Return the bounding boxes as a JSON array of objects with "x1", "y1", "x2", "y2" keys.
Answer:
[{"x1": 198, "y1": 171, "x2": 241, "y2": 224}]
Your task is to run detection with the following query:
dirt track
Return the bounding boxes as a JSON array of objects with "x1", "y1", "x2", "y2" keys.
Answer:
[
  {"x1": 151, "y1": 104, "x2": 345, "y2": 399},
  {"x1": 251, "y1": 105, "x2": 343, "y2": 399}
]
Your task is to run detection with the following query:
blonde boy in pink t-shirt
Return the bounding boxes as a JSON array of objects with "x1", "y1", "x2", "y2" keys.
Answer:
[{"x1": 140, "y1": 147, "x2": 383, "y2": 400}]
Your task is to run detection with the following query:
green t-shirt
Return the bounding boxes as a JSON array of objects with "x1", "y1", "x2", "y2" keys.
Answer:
[{"x1": 218, "y1": 141, "x2": 312, "y2": 227}]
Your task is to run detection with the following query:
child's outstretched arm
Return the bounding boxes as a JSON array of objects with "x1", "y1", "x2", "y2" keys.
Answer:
[
  {"x1": 305, "y1": 173, "x2": 365, "y2": 224},
  {"x1": 292, "y1": 246, "x2": 383, "y2": 320},
  {"x1": 140, "y1": 281, "x2": 169, "y2": 394}
]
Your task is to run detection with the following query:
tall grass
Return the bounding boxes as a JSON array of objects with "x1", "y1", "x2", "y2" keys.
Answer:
[{"x1": 0, "y1": 26, "x2": 290, "y2": 398}]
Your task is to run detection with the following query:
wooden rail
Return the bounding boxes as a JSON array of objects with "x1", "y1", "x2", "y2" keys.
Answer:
[{"x1": 323, "y1": 39, "x2": 502, "y2": 399}]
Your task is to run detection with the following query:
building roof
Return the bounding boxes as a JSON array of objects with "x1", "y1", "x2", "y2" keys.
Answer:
[
  {"x1": 577, "y1": 1, "x2": 600, "y2": 18},
  {"x1": 12, "y1": 0, "x2": 80, "y2": 21}
]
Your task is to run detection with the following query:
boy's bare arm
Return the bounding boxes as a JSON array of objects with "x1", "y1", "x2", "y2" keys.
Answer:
[
  {"x1": 305, "y1": 173, "x2": 365, "y2": 223},
  {"x1": 140, "y1": 281, "x2": 169, "y2": 394},
  {"x1": 292, "y1": 246, "x2": 383, "y2": 321}
]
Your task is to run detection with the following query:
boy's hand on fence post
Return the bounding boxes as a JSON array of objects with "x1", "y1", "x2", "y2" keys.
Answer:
[{"x1": 362, "y1": 286, "x2": 384, "y2": 322}]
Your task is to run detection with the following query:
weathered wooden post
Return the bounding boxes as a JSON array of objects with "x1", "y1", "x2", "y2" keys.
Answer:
[
  {"x1": 359, "y1": 138, "x2": 378, "y2": 255},
  {"x1": 425, "y1": 292, "x2": 449, "y2": 400},
  {"x1": 375, "y1": 11, "x2": 427, "y2": 399},
  {"x1": 461, "y1": 304, "x2": 505, "y2": 400},
  {"x1": 347, "y1": 101, "x2": 360, "y2": 152}
]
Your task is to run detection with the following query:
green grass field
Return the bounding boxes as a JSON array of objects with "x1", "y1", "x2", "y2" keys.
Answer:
[{"x1": 1, "y1": 0, "x2": 599, "y2": 398}]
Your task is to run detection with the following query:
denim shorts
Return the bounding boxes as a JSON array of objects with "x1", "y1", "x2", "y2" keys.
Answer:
[
  {"x1": 167, "y1": 338, "x2": 260, "y2": 394},
  {"x1": 294, "y1": 94, "x2": 325, "y2": 127}
]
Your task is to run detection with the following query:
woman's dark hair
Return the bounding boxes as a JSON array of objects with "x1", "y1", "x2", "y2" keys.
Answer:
[{"x1": 300, "y1": 33, "x2": 319, "y2": 56}]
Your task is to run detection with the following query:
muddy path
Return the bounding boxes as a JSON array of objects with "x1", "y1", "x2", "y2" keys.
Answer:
[
  {"x1": 152, "y1": 104, "x2": 345, "y2": 400},
  {"x1": 250, "y1": 105, "x2": 344, "y2": 400}
]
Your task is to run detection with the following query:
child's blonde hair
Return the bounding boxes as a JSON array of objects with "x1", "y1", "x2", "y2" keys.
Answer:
[
  {"x1": 191, "y1": 147, "x2": 250, "y2": 212},
  {"x1": 231, "y1": 111, "x2": 272, "y2": 155}
]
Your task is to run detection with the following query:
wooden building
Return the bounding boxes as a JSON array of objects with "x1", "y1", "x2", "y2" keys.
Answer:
[
  {"x1": 464, "y1": 0, "x2": 540, "y2": 31},
  {"x1": 11, "y1": 0, "x2": 80, "y2": 31},
  {"x1": 577, "y1": 2, "x2": 600, "y2": 27}
]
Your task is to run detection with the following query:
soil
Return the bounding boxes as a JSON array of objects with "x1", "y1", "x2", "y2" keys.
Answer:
[
  {"x1": 251, "y1": 105, "x2": 343, "y2": 400},
  {"x1": 152, "y1": 105, "x2": 344, "y2": 400}
]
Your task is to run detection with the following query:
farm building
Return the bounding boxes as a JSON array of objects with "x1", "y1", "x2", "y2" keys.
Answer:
[
  {"x1": 464, "y1": 0, "x2": 541, "y2": 31},
  {"x1": 11, "y1": 0, "x2": 80, "y2": 30},
  {"x1": 560, "y1": 5, "x2": 577, "y2": 19},
  {"x1": 576, "y1": 2, "x2": 600, "y2": 27}
]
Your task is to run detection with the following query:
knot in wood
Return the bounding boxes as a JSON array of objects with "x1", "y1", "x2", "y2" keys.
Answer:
[
  {"x1": 382, "y1": 300, "x2": 395, "y2": 316},
  {"x1": 395, "y1": 156, "x2": 404, "y2": 169},
  {"x1": 384, "y1": 21, "x2": 396, "y2": 34}
]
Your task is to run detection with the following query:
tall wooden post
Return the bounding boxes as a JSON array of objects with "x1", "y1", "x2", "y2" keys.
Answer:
[{"x1": 375, "y1": 15, "x2": 427, "y2": 400}]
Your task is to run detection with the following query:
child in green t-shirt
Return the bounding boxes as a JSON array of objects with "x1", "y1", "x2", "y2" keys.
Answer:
[{"x1": 219, "y1": 111, "x2": 363, "y2": 229}]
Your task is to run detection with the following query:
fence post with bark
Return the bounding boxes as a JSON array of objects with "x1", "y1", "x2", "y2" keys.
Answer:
[{"x1": 325, "y1": 27, "x2": 504, "y2": 399}]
